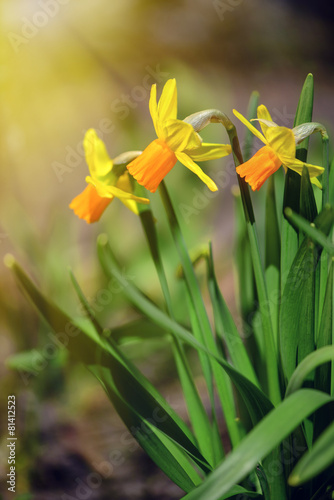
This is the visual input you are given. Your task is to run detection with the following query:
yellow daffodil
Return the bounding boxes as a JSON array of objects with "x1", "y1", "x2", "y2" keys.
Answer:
[
  {"x1": 127, "y1": 79, "x2": 232, "y2": 193},
  {"x1": 69, "y1": 129, "x2": 149, "y2": 223},
  {"x1": 233, "y1": 105, "x2": 324, "y2": 191}
]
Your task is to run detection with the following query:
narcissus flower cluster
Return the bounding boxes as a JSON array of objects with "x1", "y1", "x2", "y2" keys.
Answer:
[
  {"x1": 70, "y1": 79, "x2": 231, "y2": 223},
  {"x1": 70, "y1": 80, "x2": 325, "y2": 223}
]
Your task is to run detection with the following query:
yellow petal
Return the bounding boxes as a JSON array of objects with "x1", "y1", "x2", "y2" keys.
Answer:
[
  {"x1": 233, "y1": 109, "x2": 266, "y2": 144},
  {"x1": 164, "y1": 119, "x2": 201, "y2": 152},
  {"x1": 149, "y1": 84, "x2": 160, "y2": 138},
  {"x1": 257, "y1": 104, "x2": 273, "y2": 122},
  {"x1": 185, "y1": 142, "x2": 231, "y2": 161},
  {"x1": 119, "y1": 198, "x2": 140, "y2": 215},
  {"x1": 157, "y1": 79, "x2": 177, "y2": 125},
  {"x1": 84, "y1": 129, "x2": 113, "y2": 181},
  {"x1": 256, "y1": 104, "x2": 276, "y2": 136},
  {"x1": 175, "y1": 151, "x2": 218, "y2": 192},
  {"x1": 311, "y1": 177, "x2": 322, "y2": 189},
  {"x1": 283, "y1": 158, "x2": 325, "y2": 178},
  {"x1": 86, "y1": 176, "x2": 150, "y2": 204},
  {"x1": 69, "y1": 184, "x2": 113, "y2": 223},
  {"x1": 264, "y1": 126, "x2": 296, "y2": 163}
]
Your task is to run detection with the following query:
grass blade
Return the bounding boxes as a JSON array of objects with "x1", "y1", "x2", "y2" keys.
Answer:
[
  {"x1": 7, "y1": 255, "x2": 213, "y2": 474},
  {"x1": 285, "y1": 206, "x2": 334, "y2": 254},
  {"x1": 183, "y1": 389, "x2": 332, "y2": 500},
  {"x1": 281, "y1": 74, "x2": 314, "y2": 291},
  {"x1": 289, "y1": 420, "x2": 334, "y2": 486},
  {"x1": 139, "y1": 206, "x2": 219, "y2": 466},
  {"x1": 286, "y1": 346, "x2": 334, "y2": 397},
  {"x1": 265, "y1": 175, "x2": 281, "y2": 346},
  {"x1": 279, "y1": 235, "x2": 317, "y2": 382},
  {"x1": 97, "y1": 235, "x2": 275, "y2": 424},
  {"x1": 92, "y1": 366, "x2": 203, "y2": 492}
]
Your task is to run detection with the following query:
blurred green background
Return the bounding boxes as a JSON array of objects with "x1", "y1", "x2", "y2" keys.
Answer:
[{"x1": 0, "y1": 0, "x2": 333, "y2": 497}]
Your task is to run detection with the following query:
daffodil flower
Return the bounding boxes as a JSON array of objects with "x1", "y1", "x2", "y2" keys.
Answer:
[
  {"x1": 127, "y1": 79, "x2": 232, "y2": 193},
  {"x1": 69, "y1": 129, "x2": 149, "y2": 223},
  {"x1": 233, "y1": 105, "x2": 325, "y2": 191}
]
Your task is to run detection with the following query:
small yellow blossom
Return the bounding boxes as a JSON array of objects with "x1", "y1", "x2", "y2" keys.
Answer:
[
  {"x1": 69, "y1": 129, "x2": 149, "y2": 223},
  {"x1": 127, "y1": 79, "x2": 231, "y2": 193},
  {"x1": 233, "y1": 105, "x2": 324, "y2": 191}
]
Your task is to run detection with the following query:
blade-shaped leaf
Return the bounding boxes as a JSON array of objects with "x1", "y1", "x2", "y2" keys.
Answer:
[
  {"x1": 315, "y1": 262, "x2": 333, "y2": 394},
  {"x1": 92, "y1": 366, "x2": 203, "y2": 492},
  {"x1": 97, "y1": 237, "x2": 275, "y2": 424},
  {"x1": 299, "y1": 166, "x2": 318, "y2": 224},
  {"x1": 7, "y1": 256, "x2": 212, "y2": 474},
  {"x1": 286, "y1": 346, "x2": 334, "y2": 397},
  {"x1": 279, "y1": 236, "x2": 316, "y2": 382},
  {"x1": 265, "y1": 175, "x2": 280, "y2": 345},
  {"x1": 289, "y1": 420, "x2": 334, "y2": 486},
  {"x1": 285, "y1": 206, "x2": 334, "y2": 255},
  {"x1": 207, "y1": 244, "x2": 259, "y2": 387},
  {"x1": 182, "y1": 389, "x2": 332, "y2": 500},
  {"x1": 280, "y1": 208, "x2": 334, "y2": 382},
  {"x1": 281, "y1": 74, "x2": 314, "y2": 292}
]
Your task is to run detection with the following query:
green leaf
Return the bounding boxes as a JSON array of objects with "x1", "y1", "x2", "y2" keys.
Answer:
[
  {"x1": 182, "y1": 389, "x2": 332, "y2": 500},
  {"x1": 216, "y1": 485, "x2": 262, "y2": 499},
  {"x1": 158, "y1": 181, "x2": 226, "y2": 454},
  {"x1": 233, "y1": 188, "x2": 257, "y2": 338},
  {"x1": 7, "y1": 256, "x2": 212, "y2": 475},
  {"x1": 108, "y1": 318, "x2": 167, "y2": 343},
  {"x1": 328, "y1": 156, "x2": 334, "y2": 208},
  {"x1": 316, "y1": 262, "x2": 333, "y2": 393},
  {"x1": 289, "y1": 420, "x2": 334, "y2": 486},
  {"x1": 97, "y1": 235, "x2": 275, "y2": 425},
  {"x1": 286, "y1": 346, "x2": 334, "y2": 397},
  {"x1": 299, "y1": 166, "x2": 318, "y2": 224},
  {"x1": 185, "y1": 292, "x2": 225, "y2": 463},
  {"x1": 265, "y1": 175, "x2": 280, "y2": 345},
  {"x1": 285, "y1": 206, "x2": 334, "y2": 255},
  {"x1": 6, "y1": 349, "x2": 67, "y2": 373},
  {"x1": 294, "y1": 73, "x2": 314, "y2": 160},
  {"x1": 279, "y1": 236, "x2": 317, "y2": 382},
  {"x1": 281, "y1": 170, "x2": 300, "y2": 290},
  {"x1": 226, "y1": 119, "x2": 281, "y2": 404},
  {"x1": 139, "y1": 207, "x2": 218, "y2": 465},
  {"x1": 281, "y1": 74, "x2": 314, "y2": 292},
  {"x1": 92, "y1": 366, "x2": 203, "y2": 492},
  {"x1": 207, "y1": 244, "x2": 259, "y2": 387},
  {"x1": 5, "y1": 255, "x2": 106, "y2": 366},
  {"x1": 280, "y1": 208, "x2": 334, "y2": 383}
]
